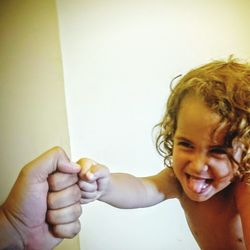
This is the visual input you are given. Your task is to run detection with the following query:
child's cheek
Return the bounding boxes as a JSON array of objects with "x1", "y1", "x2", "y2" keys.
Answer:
[{"x1": 209, "y1": 159, "x2": 233, "y2": 179}]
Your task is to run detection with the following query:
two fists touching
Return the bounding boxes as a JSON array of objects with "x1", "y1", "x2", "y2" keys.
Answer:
[
  {"x1": 4, "y1": 145, "x2": 249, "y2": 250},
  {"x1": 49, "y1": 157, "x2": 111, "y2": 208},
  {"x1": 47, "y1": 155, "x2": 111, "y2": 239},
  {"x1": 0, "y1": 147, "x2": 110, "y2": 250},
  {"x1": 77, "y1": 158, "x2": 110, "y2": 204}
]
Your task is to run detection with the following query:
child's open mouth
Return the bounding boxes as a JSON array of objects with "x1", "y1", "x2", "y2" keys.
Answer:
[{"x1": 186, "y1": 174, "x2": 213, "y2": 194}]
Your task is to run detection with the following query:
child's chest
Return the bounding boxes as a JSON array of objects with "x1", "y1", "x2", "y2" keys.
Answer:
[{"x1": 179, "y1": 190, "x2": 246, "y2": 250}]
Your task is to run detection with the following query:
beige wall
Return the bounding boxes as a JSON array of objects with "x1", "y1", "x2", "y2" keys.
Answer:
[{"x1": 0, "y1": 1, "x2": 79, "y2": 249}]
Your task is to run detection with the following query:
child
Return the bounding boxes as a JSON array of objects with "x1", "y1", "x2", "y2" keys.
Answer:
[{"x1": 78, "y1": 57, "x2": 250, "y2": 250}]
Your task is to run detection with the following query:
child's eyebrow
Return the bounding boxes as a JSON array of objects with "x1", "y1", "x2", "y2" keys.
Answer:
[
  {"x1": 175, "y1": 135, "x2": 226, "y2": 148},
  {"x1": 210, "y1": 138, "x2": 228, "y2": 148},
  {"x1": 174, "y1": 135, "x2": 192, "y2": 142}
]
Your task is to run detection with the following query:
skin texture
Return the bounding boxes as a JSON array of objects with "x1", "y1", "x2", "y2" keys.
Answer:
[
  {"x1": 172, "y1": 95, "x2": 247, "y2": 249},
  {"x1": 0, "y1": 147, "x2": 82, "y2": 250},
  {"x1": 172, "y1": 95, "x2": 239, "y2": 202},
  {"x1": 77, "y1": 95, "x2": 250, "y2": 249}
]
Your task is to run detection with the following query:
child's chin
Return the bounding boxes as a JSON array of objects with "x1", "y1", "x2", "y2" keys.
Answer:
[
  {"x1": 188, "y1": 194, "x2": 212, "y2": 202},
  {"x1": 184, "y1": 187, "x2": 214, "y2": 202}
]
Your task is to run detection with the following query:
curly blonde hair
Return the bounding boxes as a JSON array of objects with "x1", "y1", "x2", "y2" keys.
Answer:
[{"x1": 155, "y1": 57, "x2": 250, "y2": 176}]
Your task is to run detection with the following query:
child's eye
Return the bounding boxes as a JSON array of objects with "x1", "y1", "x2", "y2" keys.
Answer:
[
  {"x1": 210, "y1": 147, "x2": 227, "y2": 155},
  {"x1": 178, "y1": 141, "x2": 193, "y2": 148}
]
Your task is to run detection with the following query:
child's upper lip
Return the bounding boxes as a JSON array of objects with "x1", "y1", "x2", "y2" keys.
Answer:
[{"x1": 185, "y1": 173, "x2": 213, "y2": 180}]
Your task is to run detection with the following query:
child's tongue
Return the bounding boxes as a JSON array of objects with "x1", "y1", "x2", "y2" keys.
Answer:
[{"x1": 187, "y1": 176, "x2": 206, "y2": 193}]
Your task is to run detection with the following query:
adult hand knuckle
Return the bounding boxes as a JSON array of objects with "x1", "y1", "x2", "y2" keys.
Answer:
[
  {"x1": 47, "y1": 193, "x2": 56, "y2": 209},
  {"x1": 48, "y1": 175, "x2": 58, "y2": 191},
  {"x1": 46, "y1": 210, "x2": 57, "y2": 224},
  {"x1": 73, "y1": 185, "x2": 81, "y2": 199},
  {"x1": 75, "y1": 204, "x2": 82, "y2": 218},
  {"x1": 46, "y1": 210, "x2": 53, "y2": 223},
  {"x1": 72, "y1": 220, "x2": 81, "y2": 236},
  {"x1": 52, "y1": 225, "x2": 62, "y2": 238}
]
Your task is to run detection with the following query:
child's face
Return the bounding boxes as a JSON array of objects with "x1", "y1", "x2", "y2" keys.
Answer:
[{"x1": 172, "y1": 95, "x2": 240, "y2": 202}]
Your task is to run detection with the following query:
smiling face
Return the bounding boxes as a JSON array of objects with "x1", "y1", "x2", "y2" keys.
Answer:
[{"x1": 172, "y1": 95, "x2": 239, "y2": 202}]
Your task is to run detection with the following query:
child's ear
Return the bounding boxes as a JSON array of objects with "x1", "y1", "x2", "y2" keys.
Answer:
[
  {"x1": 232, "y1": 140, "x2": 244, "y2": 164},
  {"x1": 231, "y1": 140, "x2": 246, "y2": 178}
]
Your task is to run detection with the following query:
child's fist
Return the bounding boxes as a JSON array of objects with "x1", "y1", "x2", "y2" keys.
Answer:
[{"x1": 77, "y1": 158, "x2": 110, "y2": 204}]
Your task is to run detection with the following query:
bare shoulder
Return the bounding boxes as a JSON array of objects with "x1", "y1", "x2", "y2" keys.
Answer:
[{"x1": 143, "y1": 167, "x2": 182, "y2": 200}]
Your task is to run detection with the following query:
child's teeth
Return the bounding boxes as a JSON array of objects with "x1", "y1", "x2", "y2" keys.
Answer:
[{"x1": 188, "y1": 176, "x2": 208, "y2": 193}]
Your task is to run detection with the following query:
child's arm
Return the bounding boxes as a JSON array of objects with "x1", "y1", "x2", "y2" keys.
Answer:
[
  {"x1": 77, "y1": 158, "x2": 180, "y2": 208},
  {"x1": 235, "y1": 173, "x2": 250, "y2": 249}
]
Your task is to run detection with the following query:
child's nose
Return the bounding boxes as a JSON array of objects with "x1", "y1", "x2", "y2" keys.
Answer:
[{"x1": 189, "y1": 154, "x2": 208, "y2": 174}]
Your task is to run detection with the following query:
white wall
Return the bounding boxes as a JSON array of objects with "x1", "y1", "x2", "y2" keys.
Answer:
[
  {"x1": 0, "y1": 1, "x2": 79, "y2": 249},
  {"x1": 56, "y1": 1, "x2": 250, "y2": 249}
]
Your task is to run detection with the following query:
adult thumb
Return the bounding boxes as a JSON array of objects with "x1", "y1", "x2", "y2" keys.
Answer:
[{"x1": 23, "y1": 146, "x2": 81, "y2": 183}]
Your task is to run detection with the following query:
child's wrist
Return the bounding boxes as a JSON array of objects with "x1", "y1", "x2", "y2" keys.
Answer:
[{"x1": 98, "y1": 189, "x2": 107, "y2": 201}]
